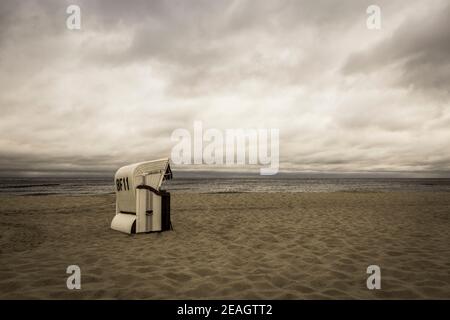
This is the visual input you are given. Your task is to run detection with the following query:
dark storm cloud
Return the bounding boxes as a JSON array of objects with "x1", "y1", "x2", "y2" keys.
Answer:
[
  {"x1": 343, "y1": 2, "x2": 450, "y2": 91},
  {"x1": 0, "y1": 0, "x2": 449, "y2": 175}
]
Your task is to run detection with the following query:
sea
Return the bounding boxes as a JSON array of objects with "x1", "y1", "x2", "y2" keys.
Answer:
[{"x1": 1, "y1": 174, "x2": 450, "y2": 196}]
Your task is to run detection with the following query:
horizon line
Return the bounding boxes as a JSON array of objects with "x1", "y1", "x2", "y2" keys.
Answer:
[{"x1": 1, "y1": 168, "x2": 450, "y2": 179}]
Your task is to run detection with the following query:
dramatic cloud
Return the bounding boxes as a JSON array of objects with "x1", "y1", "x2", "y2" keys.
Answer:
[
  {"x1": 343, "y1": 2, "x2": 450, "y2": 91},
  {"x1": 0, "y1": 0, "x2": 449, "y2": 176}
]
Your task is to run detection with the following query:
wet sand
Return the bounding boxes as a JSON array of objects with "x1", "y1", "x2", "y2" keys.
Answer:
[{"x1": 0, "y1": 192, "x2": 449, "y2": 299}]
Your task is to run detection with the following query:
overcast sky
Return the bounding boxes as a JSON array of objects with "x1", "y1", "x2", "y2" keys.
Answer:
[{"x1": 0, "y1": 0, "x2": 449, "y2": 176}]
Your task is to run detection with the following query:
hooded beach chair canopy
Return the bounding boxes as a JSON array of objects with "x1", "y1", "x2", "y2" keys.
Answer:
[
  {"x1": 111, "y1": 158, "x2": 173, "y2": 234},
  {"x1": 115, "y1": 158, "x2": 172, "y2": 192},
  {"x1": 114, "y1": 158, "x2": 172, "y2": 214}
]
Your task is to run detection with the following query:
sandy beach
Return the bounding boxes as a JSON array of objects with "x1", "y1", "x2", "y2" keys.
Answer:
[{"x1": 0, "y1": 192, "x2": 449, "y2": 299}]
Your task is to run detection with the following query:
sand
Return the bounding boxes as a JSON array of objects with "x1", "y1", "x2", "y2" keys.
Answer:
[{"x1": 0, "y1": 192, "x2": 449, "y2": 299}]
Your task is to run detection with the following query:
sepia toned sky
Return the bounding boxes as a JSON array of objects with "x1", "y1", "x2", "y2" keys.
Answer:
[{"x1": 0, "y1": 0, "x2": 449, "y2": 176}]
